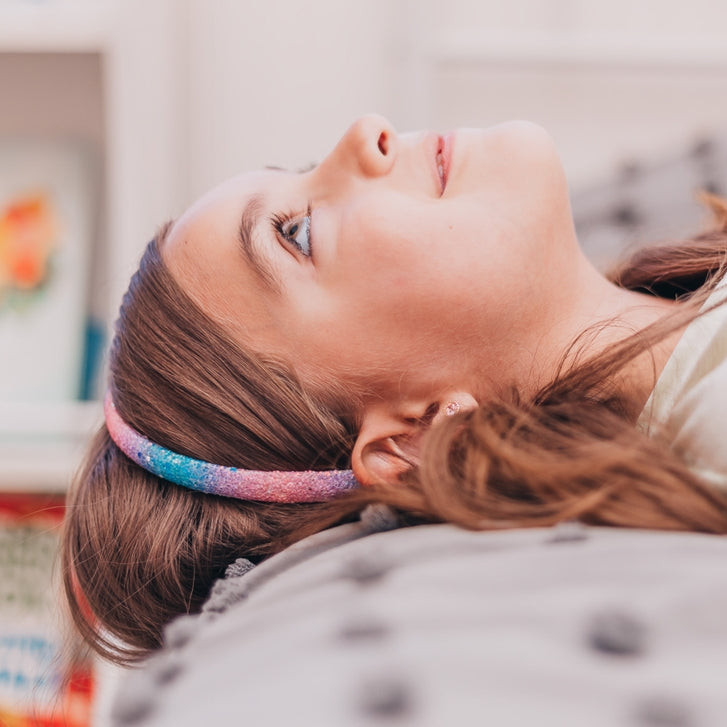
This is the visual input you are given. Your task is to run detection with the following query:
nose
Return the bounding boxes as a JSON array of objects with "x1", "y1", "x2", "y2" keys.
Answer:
[{"x1": 320, "y1": 114, "x2": 397, "y2": 179}]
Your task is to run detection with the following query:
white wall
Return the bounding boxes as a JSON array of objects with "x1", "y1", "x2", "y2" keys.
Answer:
[
  {"x1": 403, "y1": 0, "x2": 727, "y2": 187},
  {"x1": 426, "y1": 0, "x2": 727, "y2": 36},
  {"x1": 174, "y1": 0, "x2": 727, "y2": 207},
  {"x1": 183, "y1": 0, "x2": 405, "y2": 200}
]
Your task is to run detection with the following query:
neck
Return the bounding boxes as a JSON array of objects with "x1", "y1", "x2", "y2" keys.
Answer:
[
  {"x1": 557, "y1": 264, "x2": 685, "y2": 414},
  {"x1": 586, "y1": 272, "x2": 685, "y2": 410},
  {"x1": 482, "y1": 260, "x2": 685, "y2": 416}
]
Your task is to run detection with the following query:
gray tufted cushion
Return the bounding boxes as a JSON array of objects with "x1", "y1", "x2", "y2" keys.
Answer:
[
  {"x1": 111, "y1": 523, "x2": 727, "y2": 726},
  {"x1": 572, "y1": 133, "x2": 727, "y2": 269}
]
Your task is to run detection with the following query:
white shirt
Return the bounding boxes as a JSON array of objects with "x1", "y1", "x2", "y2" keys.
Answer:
[{"x1": 637, "y1": 276, "x2": 727, "y2": 488}]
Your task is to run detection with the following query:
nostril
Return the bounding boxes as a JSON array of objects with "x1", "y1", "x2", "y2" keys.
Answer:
[{"x1": 377, "y1": 132, "x2": 389, "y2": 156}]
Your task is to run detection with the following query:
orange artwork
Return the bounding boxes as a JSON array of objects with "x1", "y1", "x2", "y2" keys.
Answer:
[{"x1": 0, "y1": 193, "x2": 60, "y2": 306}]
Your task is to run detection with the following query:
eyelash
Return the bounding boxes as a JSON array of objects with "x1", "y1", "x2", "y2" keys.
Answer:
[{"x1": 271, "y1": 204, "x2": 314, "y2": 259}]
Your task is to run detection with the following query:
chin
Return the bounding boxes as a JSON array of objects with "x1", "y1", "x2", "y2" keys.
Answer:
[
  {"x1": 448, "y1": 121, "x2": 567, "y2": 210},
  {"x1": 485, "y1": 120, "x2": 561, "y2": 168}
]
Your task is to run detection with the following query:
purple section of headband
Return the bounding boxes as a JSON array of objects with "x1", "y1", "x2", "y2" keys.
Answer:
[{"x1": 103, "y1": 393, "x2": 359, "y2": 503}]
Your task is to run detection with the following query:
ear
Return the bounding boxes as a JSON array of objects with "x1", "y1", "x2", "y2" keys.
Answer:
[{"x1": 351, "y1": 392, "x2": 477, "y2": 486}]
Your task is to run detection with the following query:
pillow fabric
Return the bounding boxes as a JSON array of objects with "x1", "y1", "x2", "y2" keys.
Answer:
[{"x1": 110, "y1": 521, "x2": 727, "y2": 726}]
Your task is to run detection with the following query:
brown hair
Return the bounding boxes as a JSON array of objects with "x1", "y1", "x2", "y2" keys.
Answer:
[{"x1": 62, "y1": 195, "x2": 727, "y2": 665}]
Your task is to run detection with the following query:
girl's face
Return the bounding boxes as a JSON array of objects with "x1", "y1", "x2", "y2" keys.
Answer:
[{"x1": 164, "y1": 115, "x2": 583, "y2": 411}]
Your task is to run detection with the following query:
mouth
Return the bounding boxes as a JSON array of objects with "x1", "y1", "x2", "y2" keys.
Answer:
[{"x1": 435, "y1": 132, "x2": 453, "y2": 195}]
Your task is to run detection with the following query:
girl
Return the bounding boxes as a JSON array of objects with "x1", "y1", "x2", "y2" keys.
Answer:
[{"x1": 62, "y1": 115, "x2": 727, "y2": 664}]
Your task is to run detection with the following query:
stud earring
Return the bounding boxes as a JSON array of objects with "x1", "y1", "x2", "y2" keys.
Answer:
[{"x1": 444, "y1": 401, "x2": 461, "y2": 417}]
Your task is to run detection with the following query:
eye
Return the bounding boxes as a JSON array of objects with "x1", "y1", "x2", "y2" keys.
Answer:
[
  {"x1": 282, "y1": 216, "x2": 311, "y2": 256},
  {"x1": 274, "y1": 208, "x2": 312, "y2": 258}
]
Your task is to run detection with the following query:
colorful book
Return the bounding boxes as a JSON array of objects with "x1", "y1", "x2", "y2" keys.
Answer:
[{"x1": 0, "y1": 493, "x2": 93, "y2": 726}]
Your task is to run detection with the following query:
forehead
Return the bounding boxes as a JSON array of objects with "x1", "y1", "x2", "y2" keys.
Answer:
[
  {"x1": 162, "y1": 168, "x2": 301, "y2": 293},
  {"x1": 165, "y1": 169, "x2": 282, "y2": 260}
]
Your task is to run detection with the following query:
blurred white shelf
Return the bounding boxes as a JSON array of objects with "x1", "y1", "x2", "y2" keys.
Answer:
[
  {"x1": 0, "y1": 0, "x2": 183, "y2": 492},
  {"x1": 0, "y1": 400, "x2": 100, "y2": 436},
  {"x1": 0, "y1": 400, "x2": 101, "y2": 492},
  {"x1": 429, "y1": 31, "x2": 727, "y2": 71},
  {"x1": 0, "y1": 2, "x2": 114, "y2": 52}
]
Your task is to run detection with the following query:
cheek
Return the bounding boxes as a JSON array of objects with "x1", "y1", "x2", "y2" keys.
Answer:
[
  {"x1": 323, "y1": 206, "x2": 500, "y2": 330},
  {"x1": 283, "y1": 237, "x2": 445, "y2": 385},
  {"x1": 340, "y1": 228, "x2": 454, "y2": 314},
  {"x1": 319, "y1": 210, "x2": 431, "y2": 301}
]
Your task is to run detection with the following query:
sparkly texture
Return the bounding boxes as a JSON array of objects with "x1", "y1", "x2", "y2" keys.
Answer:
[
  {"x1": 104, "y1": 393, "x2": 359, "y2": 503},
  {"x1": 444, "y1": 401, "x2": 461, "y2": 416}
]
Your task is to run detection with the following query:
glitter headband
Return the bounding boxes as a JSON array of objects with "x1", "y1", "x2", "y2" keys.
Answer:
[{"x1": 103, "y1": 393, "x2": 359, "y2": 503}]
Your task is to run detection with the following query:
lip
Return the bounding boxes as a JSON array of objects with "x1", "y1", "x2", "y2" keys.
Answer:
[{"x1": 431, "y1": 131, "x2": 454, "y2": 196}]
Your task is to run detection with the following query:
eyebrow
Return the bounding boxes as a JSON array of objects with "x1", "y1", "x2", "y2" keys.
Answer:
[{"x1": 237, "y1": 193, "x2": 281, "y2": 294}]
